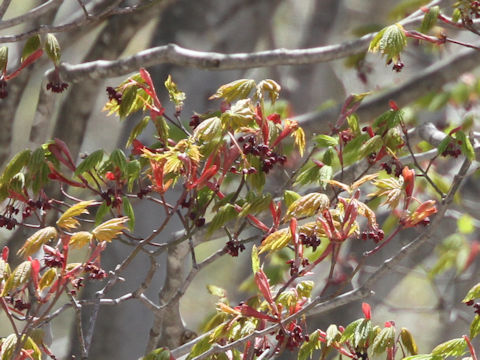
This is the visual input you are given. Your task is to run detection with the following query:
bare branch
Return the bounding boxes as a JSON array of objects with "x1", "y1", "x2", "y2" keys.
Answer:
[
  {"x1": 0, "y1": 0, "x2": 63, "y2": 31},
  {"x1": 55, "y1": 13, "x2": 431, "y2": 83},
  {"x1": 0, "y1": 0, "x2": 12, "y2": 20}
]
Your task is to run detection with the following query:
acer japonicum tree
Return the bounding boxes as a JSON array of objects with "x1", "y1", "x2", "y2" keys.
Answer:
[{"x1": 1, "y1": 0, "x2": 480, "y2": 359}]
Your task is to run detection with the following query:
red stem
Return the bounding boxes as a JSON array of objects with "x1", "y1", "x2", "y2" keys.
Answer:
[{"x1": 464, "y1": 335, "x2": 477, "y2": 360}]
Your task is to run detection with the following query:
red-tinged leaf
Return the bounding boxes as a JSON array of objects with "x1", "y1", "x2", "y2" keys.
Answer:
[
  {"x1": 449, "y1": 126, "x2": 462, "y2": 136},
  {"x1": 389, "y1": 100, "x2": 399, "y2": 111},
  {"x1": 236, "y1": 304, "x2": 278, "y2": 322},
  {"x1": 5, "y1": 49, "x2": 43, "y2": 80},
  {"x1": 247, "y1": 214, "x2": 269, "y2": 232},
  {"x1": 464, "y1": 241, "x2": 480, "y2": 272},
  {"x1": 48, "y1": 139, "x2": 76, "y2": 171},
  {"x1": 47, "y1": 163, "x2": 85, "y2": 188},
  {"x1": 254, "y1": 269, "x2": 279, "y2": 315},
  {"x1": 267, "y1": 113, "x2": 281, "y2": 124},
  {"x1": 188, "y1": 165, "x2": 218, "y2": 190},
  {"x1": 269, "y1": 200, "x2": 281, "y2": 229},
  {"x1": 2, "y1": 246, "x2": 8, "y2": 261},
  {"x1": 29, "y1": 257, "x2": 40, "y2": 289},
  {"x1": 362, "y1": 302, "x2": 371, "y2": 320},
  {"x1": 272, "y1": 120, "x2": 299, "y2": 148},
  {"x1": 7, "y1": 189, "x2": 28, "y2": 203},
  {"x1": 312, "y1": 159, "x2": 324, "y2": 168},
  {"x1": 402, "y1": 166, "x2": 415, "y2": 199}
]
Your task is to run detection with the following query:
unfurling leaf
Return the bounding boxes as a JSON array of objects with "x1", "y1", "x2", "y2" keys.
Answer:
[
  {"x1": 284, "y1": 190, "x2": 301, "y2": 208},
  {"x1": 45, "y1": 33, "x2": 61, "y2": 65},
  {"x1": 92, "y1": 217, "x2": 129, "y2": 242},
  {"x1": 57, "y1": 200, "x2": 96, "y2": 230},
  {"x1": 17, "y1": 226, "x2": 57, "y2": 258},
  {"x1": 0, "y1": 259, "x2": 11, "y2": 281},
  {"x1": 164, "y1": 75, "x2": 186, "y2": 107},
  {"x1": 326, "y1": 324, "x2": 341, "y2": 346},
  {"x1": 470, "y1": 315, "x2": 480, "y2": 339},
  {"x1": 251, "y1": 245, "x2": 260, "y2": 274},
  {"x1": 21, "y1": 35, "x2": 41, "y2": 63},
  {"x1": 298, "y1": 330, "x2": 322, "y2": 360},
  {"x1": 259, "y1": 228, "x2": 291, "y2": 253},
  {"x1": 256, "y1": 79, "x2": 281, "y2": 104},
  {"x1": 0, "y1": 46, "x2": 7, "y2": 73},
  {"x1": 209, "y1": 79, "x2": 256, "y2": 103},
  {"x1": 207, "y1": 284, "x2": 227, "y2": 299},
  {"x1": 39, "y1": 268, "x2": 57, "y2": 290},
  {"x1": 368, "y1": 23, "x2": 407, "y2": 64},
  {"x1": 293, "y1": 127, "x2": 306, "y2": 156},
  {"x1": 420, "y1": 6, "x2": 439, "y2": 33},
  {"x1": 193, "y1": 117, "x2": 222, "y2": 142},
  {"x1": 395, "y1": 328, "x2": 417, "y2": 356},
  {"x1": 372, "y1": 326, "x2": 395, "y2": 353},
  {"x1": 1, "y1": 149, "x2": 31, "y2": 183},
  {"x1": 284, "y1": 192, "x2": 330, "y2": 222},
  {"x1": 463, "y1": 283, "x2": 480, "y2": 303},
  {"x1": 69, "y1": 231, "x2": 93, "y2": 249},
  {"x1": 2, "y1": 261, "x2": 32, "y2": 296},
  {"x1": 431, "y1": 337, "x2": 467, "y2": 357}
]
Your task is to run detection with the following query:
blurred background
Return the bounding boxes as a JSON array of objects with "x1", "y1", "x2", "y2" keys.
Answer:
[{"x1": 0, "y1": 0, "x2": 479, "y2": 359}]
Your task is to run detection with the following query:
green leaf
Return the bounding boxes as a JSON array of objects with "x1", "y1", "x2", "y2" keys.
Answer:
[
  {"x1": 1, "y1": 149, "x2": 31, "y2": 183},
  {"x1": 75, "y1": 150, "x2": 104, "y2": 176},
  {"x1": 340, "y1": 318, "x2": 363, "y2": 343},
  {"x1": 110, "y1": 149, "x2": 127, "y2": 173},
  {"x1": 437, "y1": 135, "x2": 452, "y2": 156},
  {"x1": 354, "y1": 318, "x2": 373, "y2": 348},
  {"x1": 470, "y1": 314, "x2": 480, "y2": 339},
  {"x1": 44, "y1": 33, "x2": 61, "y2": 65},
  {"x1": 403, "y1": 355, "x2": 443, "y2": 360},
  {"x1": 126, "y1": 160, "x2": 141, "y2": 191},
  {"x1": 298, "y1": 330, "x2": 322, "y2": 360},
  {"x1": 456, "y1": 130, "x2": 475, "y2": 161},
  {"x1": 343, "y1": 133, "x2": 369, "y2": 165},
  {"x1": 372, "y1": 326, "x2": 395, "y2": 353},
  {"x1": 187, "y1": 334, "x2": 212, "y2": 359},
  {"x1": 347, "y1": 114, "x2": 360, "y2": 135},
  {"x1": 458, "y1": 213, "x2": 475, "y2": 234},
  {"x1": 284, "y1": 190, "x2": 301, "y2": 208},
  {"x1": 142, "y1": 347, "x2": 172, "y2": 360},
  {"x1": 28, "y1": 147, "x2": 45, "y2": 174},
  {"x1": 296, "y1": 280, "x2": 314, "y2": 298},
  {"x1": 284, "y1": 192, "x2": 330, "y2": 222},
  {"x1": 368, "y1": 23, "x2": 407, "y2": 64},
  {"x1": 431, "y1": 338, "x2": 467, "y2": 357},
  {"x1": 420, "y1": 6, "x2": 439, "y2": 33},
  {"x1": 401, "y1": 327, "x2": 418, "y2": 355},
  {"x1": 322, "y1": 147, "x2": 336, "y2": 166},
  {"x1": 1, "y1": 261, "x2": 32, "y2": 296},
  {"x1": 239, "y1": 193, "x2": 271, "y2": 217},
  {"x1": 0, "y1": 46, "x2": 7, "y2": 73},
  {"x1": 209, "y1": 79, "x2": 256, "y2": 103},
  {"x1": 318, "y1": 165, "x2": 333, "y2": 190},
  {"x1": 207, "y1": 284, "x2": 227, "y2": 298},
  {"x1": 95, "y1": 202, "x2": 111, "y2": 226},
  {"x1": 251, "y1": 245, "x2": 260, "y2": 274},
  {"x1": 119, "y1": 86, "x2": 137, "y2": 118},
  {"x1": 126, "y1": 116, "x2": 150, "y2": 148},
  {"x1": 314, "y1": 134, "x2": 338, "y2": 148},
  {"x1": 21, "y1": 35, "x2": 41, "y2": 62},
  {"x1": 463, "y1": 283, "x2": 480, "y2": 303},
  {"x1": 358, "y1": 135, "x2": 383, "y2": 158},
  {"x1": 207, "y1": 203, "x2": 237, "y2": 236},
  {"x1": 294, "y1": 163, "x2": 322, "y2": 187},
  {"x1": 122, "y1": 197, "x2": 135, "y2": 232},
  {"x1": 326, "y1": 324, "x2": 341, "y2": 346},
  {"x1": 164, "y1": 75, "x2": 186, "y2": 107}
]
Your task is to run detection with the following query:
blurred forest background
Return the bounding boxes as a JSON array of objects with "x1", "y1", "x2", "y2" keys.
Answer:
[{"x1": 0, "y1": 0, "x2": 479, "y2": 359}]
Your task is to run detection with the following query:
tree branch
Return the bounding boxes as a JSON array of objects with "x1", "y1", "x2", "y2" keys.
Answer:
[{"x1": 0, "y1": 0, "x2": 63, "y2": 31}]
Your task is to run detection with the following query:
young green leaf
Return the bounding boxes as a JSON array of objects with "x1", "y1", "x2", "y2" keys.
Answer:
[
  {"x1": 251, "y1": 245, "x2": 260, "y2": 274},
  {"x1": 368, "y1": 23, "x2": 407, "y2": 64},
  {"x1": 75, "y1": 150, "x2": 104, "y2": 176},
  {"x1": 431, "y1": 337, "x2": 467, "y2": 357},
  {"x1": 21, "y1": 35, "x2": 41, "y2": 63},
  {"x1": 164, "y1": 75, "x2": 186, "y2": 107},
  {"x1": 44, "y1": 33, "x2": 61, "y2": 65},
  {"x1": 1, "y1": 149, "x2": 31, "y2": 183},
  {"x1": 298, "y1": 330, "x2": 322, "y2": 360},
  {"x1": 123, "y1": 196, "x2": 135, "y2": 231},
  {"x1": 400, "y1": 328, "x2": 419, "y2": 355},
  {"x1": 126, "y1": 116, "x2": 150, "y2": 147},
  {"x1": 0, "y1": 46, "x2": 7, "y2": 74},
  {"x1": 284, "y1": 192, "x2": 330, "y2": 222},
  {"x1": 470, "y1": 315, "x2": 480, "y2": 339},
  {"x1": 314, "y1": 134, "x2": 338, "y2": 148},
  {"x1": 420, "y1": 6, "x2": 439, "y2": 33}
]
